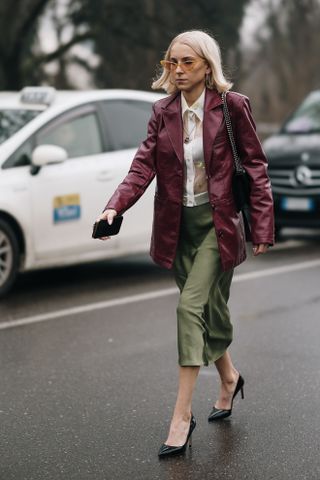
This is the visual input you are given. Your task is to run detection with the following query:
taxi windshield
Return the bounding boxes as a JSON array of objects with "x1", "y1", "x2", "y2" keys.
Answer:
[
  {"x1": 282, "y1": 91, "x2": 320, "y2": 134},
  {"x1": 0, "y1": 109, "x2": 41, "y2": 145}
]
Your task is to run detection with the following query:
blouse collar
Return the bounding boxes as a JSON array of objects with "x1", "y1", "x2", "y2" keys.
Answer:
[{"x1": 181, "y1": 88, "x2": 205, "y2": 122}]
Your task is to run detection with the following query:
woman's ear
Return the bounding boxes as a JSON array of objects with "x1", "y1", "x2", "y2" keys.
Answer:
[{"x1": 204, "y1": 61, "x2": 211, "y2": 75}]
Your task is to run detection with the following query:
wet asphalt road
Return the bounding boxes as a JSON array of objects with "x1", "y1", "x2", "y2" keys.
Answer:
[{"x1": 1, "y1": 232, "x2": 320, "y2": 480}]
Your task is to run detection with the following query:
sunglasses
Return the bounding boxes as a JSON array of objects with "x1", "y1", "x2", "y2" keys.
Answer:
[{"x1": 160, "y1": 59, "x2": 204, "y2": 72}]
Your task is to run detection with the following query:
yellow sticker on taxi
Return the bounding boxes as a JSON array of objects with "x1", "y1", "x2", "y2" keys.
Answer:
[{"x1": 53, "y1": 194, "x2": 81, "y2": 223}]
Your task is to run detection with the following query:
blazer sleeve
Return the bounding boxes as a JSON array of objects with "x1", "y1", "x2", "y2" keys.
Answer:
[
  {"x1": 103, "y1": 105, "x2": 158, "y2": 214},
  {"x1": 231, "y1": 95, "x2": 275, "y2": 246}
]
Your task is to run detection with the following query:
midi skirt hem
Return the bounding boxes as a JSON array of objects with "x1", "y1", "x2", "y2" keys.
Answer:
[{"x1": 178, "y1": 339, "x2": 233, "y2": 367}]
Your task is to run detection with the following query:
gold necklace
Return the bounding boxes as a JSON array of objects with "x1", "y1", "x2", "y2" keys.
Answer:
[{"x1": 183, "y1": 112, "x2": 197, "y2": 143}]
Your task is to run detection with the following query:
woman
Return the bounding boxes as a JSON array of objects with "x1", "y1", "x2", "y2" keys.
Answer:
[{"x1": 96, "y1": 30, "x2": 274, "y2": 458}]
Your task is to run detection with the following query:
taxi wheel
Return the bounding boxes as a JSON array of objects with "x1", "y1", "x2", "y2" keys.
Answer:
[{"x1": 0, "y1": 219, "x2": 20, "y2": 297}]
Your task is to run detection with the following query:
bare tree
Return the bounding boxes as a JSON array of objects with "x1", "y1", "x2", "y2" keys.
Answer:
[
  {"x1": 0, "y1": 0, "x2": 94, "y2": 90},
  {"x1": 0, "y1": 0, "x2": 249, "y2": 90},
  {"x1": 68, "y1": 0, "x2": 250, "y2": 90},
  {"x1": 0, "y1": 0, "x2": 50, "y2": 89},
  {"x1": 240, "y1": 0, "x2": 320, "y2": 122}
]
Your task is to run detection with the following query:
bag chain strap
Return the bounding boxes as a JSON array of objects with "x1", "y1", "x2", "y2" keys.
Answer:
[{"x1": 221, "y1": 92, "x2": 244, "y2": 174}]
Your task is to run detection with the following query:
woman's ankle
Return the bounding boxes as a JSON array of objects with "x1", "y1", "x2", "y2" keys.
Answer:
[
  {"x1": 221, "y1": 369, "x2": 239, "y2": 385},
  {"x1": 171, "y1": 410, "x2": 191, "y2": 423}
]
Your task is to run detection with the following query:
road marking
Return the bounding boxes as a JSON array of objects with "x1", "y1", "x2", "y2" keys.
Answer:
[
  {"x1": 232, "y1": 258, "x2": 320, "y2": 281},
  {"x1": 1, "y1": 258, "x2": 320, "y2": 331},
  {"x1": 0, "y1": 288, "x2": 177, "y2": 331}
]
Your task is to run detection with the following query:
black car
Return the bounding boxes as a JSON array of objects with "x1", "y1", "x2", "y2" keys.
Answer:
[{"x1": 263, "y1": 90, "x2": 320, "y2": 237}]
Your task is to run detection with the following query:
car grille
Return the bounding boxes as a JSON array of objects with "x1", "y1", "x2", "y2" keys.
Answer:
[{"x1": 268, "y1": 163, "x2": 320, "y2": 195}]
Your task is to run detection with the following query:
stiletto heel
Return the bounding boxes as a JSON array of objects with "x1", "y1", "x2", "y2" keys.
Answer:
[
  {"x1": 158, "y1": 414, "x2": 196, "y2": 458},
  {"x1": 208, "y1": 374, "x2": 245, "y2": 422}
]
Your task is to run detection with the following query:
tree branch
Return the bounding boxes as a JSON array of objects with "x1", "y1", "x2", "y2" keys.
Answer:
[
  {"x1": 14, "y1": 0, "x2": 51, "y2": 52},
  {"x1": 69, "y1": 55, "x2": 97, "y2": 73},
  {"x1": 35, "y1": 31, "x2": 95, "y2": 64}
]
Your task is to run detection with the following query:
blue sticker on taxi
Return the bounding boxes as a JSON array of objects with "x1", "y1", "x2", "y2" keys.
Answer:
[{"x1": 53, "y1": 194, "x2": 81, "y2": 223}]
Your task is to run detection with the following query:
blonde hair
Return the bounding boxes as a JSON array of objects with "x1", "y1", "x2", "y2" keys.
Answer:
[{"x1": 152, "y1": 30, "x2": 233, "y2": 94}]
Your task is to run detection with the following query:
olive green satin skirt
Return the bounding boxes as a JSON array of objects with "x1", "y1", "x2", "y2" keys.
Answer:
[{"x1": 173, "y1": 202, "x2": 234, "y2": 367}]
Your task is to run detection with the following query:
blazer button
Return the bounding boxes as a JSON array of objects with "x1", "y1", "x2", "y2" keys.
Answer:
[
  {"x1": 218, "y1": 230, "x2": 224, "y2": 238},
  {"x1": 211, "y1": 203, "x2": 215, "y2": 210}
]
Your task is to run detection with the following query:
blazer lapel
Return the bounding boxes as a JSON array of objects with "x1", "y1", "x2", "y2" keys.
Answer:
[
  {"x1": 161, "y1": 89, "x2": 224, "y2": 166},
  {"x1": 162, "y1": 93, "x2": 184, "y2": 164},
  {"x1": 203, "y1": 89, "x2": 224, "y2": 167}
]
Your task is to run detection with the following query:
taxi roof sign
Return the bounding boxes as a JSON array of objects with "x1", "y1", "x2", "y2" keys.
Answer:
[{"x1": 20, "y1": 87, "x2": 56, "y2": 106}]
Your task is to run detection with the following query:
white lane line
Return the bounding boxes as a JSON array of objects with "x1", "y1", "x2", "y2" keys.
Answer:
[
  {"x1": 1, "y1": 258, "x2": 320, "y2": 331},
  {"x1": 233, "y1": 258, "x2": 320, "y2": 282},
  {"x1": 0, "y1": 288, "x2": 177, "y2": 331}
]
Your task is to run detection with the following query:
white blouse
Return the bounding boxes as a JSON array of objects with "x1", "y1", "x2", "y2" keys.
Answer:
[{"x1": 181, "y1": 89, "x2": 209, "y2": 207}]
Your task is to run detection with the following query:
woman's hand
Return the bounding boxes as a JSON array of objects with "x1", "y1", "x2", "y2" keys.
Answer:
[
  {"x1": 252, "y1": 244, "x2": 269, "y2": 256},
  {"x1": 95, "y1": 209, "x2": 117, "y2": 240}
]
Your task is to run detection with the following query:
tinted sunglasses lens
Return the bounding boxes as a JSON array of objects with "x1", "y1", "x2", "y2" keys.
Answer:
[
  {"x1": 160, "y1": 60, "x2": 197, "y2": 71},
  {"x1": 183, "y1": 61, "x2": 196, "y2": 71},
  {"x1": 160, "y1": 60, "x2": 173, "y2": 71}
]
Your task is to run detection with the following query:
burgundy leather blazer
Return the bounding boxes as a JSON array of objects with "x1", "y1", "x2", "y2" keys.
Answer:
[{"x1": 105, "y1": 88, "x2": 274, "y2": 271}]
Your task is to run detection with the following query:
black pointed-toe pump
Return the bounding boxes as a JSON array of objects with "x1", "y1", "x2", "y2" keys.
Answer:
[
  {"x1": 208, "y1": 374, "x2": 244, "y2": 422},
  {"x1": 158, "y1": 414, "x2": 196, "y2": 458}
]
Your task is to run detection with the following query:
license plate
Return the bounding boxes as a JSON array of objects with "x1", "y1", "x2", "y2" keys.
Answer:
[{"x1": 281, "y1": 197, "x2": 314, "y2": 211}]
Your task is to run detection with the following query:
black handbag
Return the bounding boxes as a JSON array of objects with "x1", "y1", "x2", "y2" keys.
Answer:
[{"x1": 221, "y1": 92, "x2": 251, "y2": 241}]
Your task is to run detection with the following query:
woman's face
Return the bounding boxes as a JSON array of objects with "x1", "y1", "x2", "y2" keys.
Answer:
[{"x1": 168, "y1": 42, "x2": 210, "y2": 94}]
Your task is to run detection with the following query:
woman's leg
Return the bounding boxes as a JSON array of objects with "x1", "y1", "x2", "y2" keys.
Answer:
[
  {"x1": 165, "y1": 366, "x2": 200, "y2": 446},
  {"x1": 164, "y1": 204, "x2": 235, "y2": 444},
  {"x1": 214, "y1": 350, "x2": 240, "y2": 409}
]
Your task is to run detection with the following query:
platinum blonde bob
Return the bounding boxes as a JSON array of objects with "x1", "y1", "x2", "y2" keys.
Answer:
[{"x1": 152, "y1": 30, "x2": 233, "y2": 94}]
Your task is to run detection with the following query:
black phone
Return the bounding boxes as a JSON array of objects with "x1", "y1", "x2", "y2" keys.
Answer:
[{"x1": 92, "y1": 216, "x2": 123, "y2": 238}]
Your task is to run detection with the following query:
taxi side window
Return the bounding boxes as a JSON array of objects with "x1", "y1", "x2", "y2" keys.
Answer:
[
  {"x1": 37, "y1": 112, "x2": 103, "y2": 158},
  {"x1": 2, "y1": 139, "x2": 33, "y2": 169},
  {"x1": 101, "y1": 100, "x2": 152, "y2": 150}
]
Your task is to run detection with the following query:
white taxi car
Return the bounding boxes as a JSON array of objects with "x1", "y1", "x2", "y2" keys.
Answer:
[{"x1": 0, "y1": 87, "x2": 163, "y2": 296}]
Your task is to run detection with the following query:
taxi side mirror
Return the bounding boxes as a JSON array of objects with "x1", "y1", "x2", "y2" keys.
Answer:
[{"x1": 31, "y1": 145, "x2": 68, "y2": 175}]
